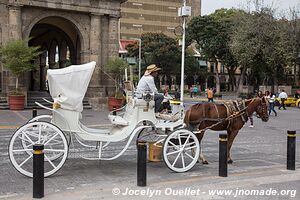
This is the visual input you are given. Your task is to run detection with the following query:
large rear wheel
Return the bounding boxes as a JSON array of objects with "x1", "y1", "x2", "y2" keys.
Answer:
[
  {"x1": 9, "y1": 121, "x2": 68, "y2": 177},
  {"x1": 163, "y1": 129, "x2": 200, "y2": 173}
]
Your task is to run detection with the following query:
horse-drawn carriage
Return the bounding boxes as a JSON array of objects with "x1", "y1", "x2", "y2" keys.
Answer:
[{"x1": 8, "y1": 62, "x2": 201, "y2": 177}]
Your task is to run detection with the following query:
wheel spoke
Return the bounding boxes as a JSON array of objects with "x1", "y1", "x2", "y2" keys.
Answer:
[
  {"x1": 44, "y1": 154, "x2": 57, "y2": 169},
  {"x1": 181, "y1": 153, "x2": 185, "y2": 168},
  {"x1": 185, "y1": 145, "x2": 197, "y2": 151},
  {"x1": 22, "y1": 131, "x2": 34, "y2": 144},
  {"x1": 38, "y1": 125, "x2": 42, "y2": 143},
  {"x1": 13, "y1": 149, "x2": 32, "y2": 152},
  {"x1": 44, "y1": 133, "x2": 59, "y2": 145},
  {"x1": 184, "y1": 152, "x2": 194, "y2": 160},
  {"x1": 171, "y1": 151, "x2": 181, "y2": 167},
  {"x1": 168, "y1": 140, "x2": 180, "y2": 149},
  {"x1": 166, "y1": 149, "x2": 181, "y2": 156},
  {"x1": 44, "y1": 149, "x2": 65, "y2": 152},
  {"x1": 182, "y1": 134, "x2": 191, "y2": 148},
  {"x1": 18, "y1": 135, "x2": 32, "y2": 143},
  {"x1": 19, "y1": 154, "x2": 33, "y2": 167},
  {"x1": 178, "y1": 134, "x2": 182, "y2": 148}
]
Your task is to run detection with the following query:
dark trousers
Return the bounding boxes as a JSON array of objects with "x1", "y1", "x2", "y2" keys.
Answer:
[
  {"x1": 208, "y1": 98, "x2": 214, "y2": 102},
  {"x1": 278, "y1": 98, "x2": 286, "y2": 110},
  {"x1": 154, "y1": 94, "x2": 164, "y2": 113}
]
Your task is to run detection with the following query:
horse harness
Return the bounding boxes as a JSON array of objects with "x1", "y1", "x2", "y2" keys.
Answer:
[{"x1": 191, "y1": 99, "x2": 251, "y2": 134}]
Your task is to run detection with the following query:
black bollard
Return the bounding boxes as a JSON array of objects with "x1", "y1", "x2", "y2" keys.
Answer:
[
  {"x1": 33, "y1": 144, "x2": 44, "y2": 198},
  {"x1": 32, "y1": 108, "x2": 37, "y2": 118},
  {"x1": 137, "y1": 141, "x2": 147, "y2": 187},
  {"x1": 287, "y1": 130, "x2": 296, "y2": 170},
  {"x1": 219, "y1": 134, "x2": 228, "y2": 177}
]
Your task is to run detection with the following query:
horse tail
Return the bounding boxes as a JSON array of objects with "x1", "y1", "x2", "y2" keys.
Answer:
[{"x1": 184, "y1": 108, "x2": 191, "y2": 127}]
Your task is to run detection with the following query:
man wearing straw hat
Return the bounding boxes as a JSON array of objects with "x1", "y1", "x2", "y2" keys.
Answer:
[{"x1": 136, "y1": 64, "x2": 164, "y2": 114}]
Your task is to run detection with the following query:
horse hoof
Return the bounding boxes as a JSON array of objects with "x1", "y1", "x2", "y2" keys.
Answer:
[
  {"x1": 202, "y1": 160, "x2": 209, "y2": 165},
  {"x1": 228, "y1": 159, "x2": 233, "y2": 164}
]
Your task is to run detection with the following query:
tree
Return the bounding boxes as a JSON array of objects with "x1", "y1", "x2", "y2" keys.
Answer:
[
  {"x1": 0, "y1": 39, "x2": 41, "y2": 94},
  {"x1": 230, "y1": 3, "x2": 299, "y2": 92},
  {"x1": 106, "y1": 57, "x2": 129, "y2": 97},
  {"x1": 187, "y1": 9, "x2": 241, "y2": 93},
  {"x1": 126, "y1": 33, "x2": 181, "y2": 77}
]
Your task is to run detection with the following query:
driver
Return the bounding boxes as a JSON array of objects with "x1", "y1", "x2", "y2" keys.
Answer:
[{"x1": 136, "y1": 64, "x2": 164, "y2": 114}]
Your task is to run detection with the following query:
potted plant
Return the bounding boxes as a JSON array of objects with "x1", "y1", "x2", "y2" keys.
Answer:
[
  {"x1": 106, "y1": 57, "x2": 129, "y2": 111},
  {"x1": 0, "y1": 39, "x2": 41, "y2": 110}
]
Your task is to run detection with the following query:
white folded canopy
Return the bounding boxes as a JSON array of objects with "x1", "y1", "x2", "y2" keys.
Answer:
[{"x1": 47, "y1": 61, "x2": 96, "y2": 112}]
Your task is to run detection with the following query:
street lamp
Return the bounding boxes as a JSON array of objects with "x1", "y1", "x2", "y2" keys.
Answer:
[
  {"x1": 130, "y1": 38, "x2": 142, "y2": 80},
  {"x1": 178, "y1": 0, "x2": 191, "y2": 102}
]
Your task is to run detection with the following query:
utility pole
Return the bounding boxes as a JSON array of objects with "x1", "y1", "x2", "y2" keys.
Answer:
[{"x1": 179, "y1": 0, "x2": 191, "y2": 102}]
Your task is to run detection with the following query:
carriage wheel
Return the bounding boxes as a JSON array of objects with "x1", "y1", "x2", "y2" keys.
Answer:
[
  {"x1": 9, "y1": 121, "x2": 68, "y2": 178},
  {"x1": 28, "y1": 115, "x2": 71, "y2": 151},
  {"x1": 163, "y1": 129, "x2": 200, "y2": 173}
]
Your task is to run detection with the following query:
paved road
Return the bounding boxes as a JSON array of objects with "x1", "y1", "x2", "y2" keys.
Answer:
[{"x1": 0, "y1": 105, "x2": 299, "y2": 199}]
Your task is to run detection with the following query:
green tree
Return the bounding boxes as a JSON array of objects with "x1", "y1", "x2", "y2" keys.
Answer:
[
  {"x1": 188, "y1": 9, "x2": 241, "y2": 93},
  {"x1": 127, "y1": 33, "x2": 181, "y2": 77},
  {"x1": 106, "y1": 57, "x2": 129, "y2": 96},
  {"x1": 0, "y1": 39, "x2": 41, "y2": 94},
  {"x1": 230, "y1": 4, "x2": 299, "y2": 92}
]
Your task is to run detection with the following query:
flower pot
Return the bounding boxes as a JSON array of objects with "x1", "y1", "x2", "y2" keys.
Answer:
[
  {"x1": 8, "y1": 95, "x2": 25, "y2": 110},
  {"x1": 107, "y1": 97, "x2": 123, "y2": 111}
]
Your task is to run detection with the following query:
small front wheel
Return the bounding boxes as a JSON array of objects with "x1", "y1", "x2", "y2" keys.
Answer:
[
  {"x1": 9, "y1": 121, "x2": 68, "y2": 177},
  {"x1": 163, "y1": 129, "x2": 200, "y2": 173}
]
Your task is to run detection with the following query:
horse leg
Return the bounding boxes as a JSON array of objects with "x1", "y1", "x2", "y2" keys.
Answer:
[
  {"x1": 227, "y1": 130, "x2": 239, "y2": 164},
  {"x1": 194, "y1": 131, "x2": 208, "y2": 164}
]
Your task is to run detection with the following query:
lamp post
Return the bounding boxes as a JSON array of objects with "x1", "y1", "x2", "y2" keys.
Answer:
[
  {"x1": 130, "y1": 38, "x2": 142, "y2": 81},
  {"x1": 178, "y1": 0, "x2": 191, "y2": 103}
]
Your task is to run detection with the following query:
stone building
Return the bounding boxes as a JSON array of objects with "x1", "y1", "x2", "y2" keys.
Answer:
[{"x1": 0, "y1": 0, "x2": 125, "y2": 109}]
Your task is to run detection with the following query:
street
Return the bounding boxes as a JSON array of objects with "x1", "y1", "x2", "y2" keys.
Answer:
[{"x1": 0, "y1": 106, "x2": 299, "y2": 199}]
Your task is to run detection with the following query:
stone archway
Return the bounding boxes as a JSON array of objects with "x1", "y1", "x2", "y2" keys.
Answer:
[
  {"x1": 28, "y1": 17, "x2": 81, "y2": 91},
  {"x1": 0, "y1": 1, "x2": 125, "y2": 109}
]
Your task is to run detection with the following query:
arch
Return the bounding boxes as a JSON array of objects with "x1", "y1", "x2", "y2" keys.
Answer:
[{"x1": 23, "y1": 12, "x2": 87, "y2": 54}]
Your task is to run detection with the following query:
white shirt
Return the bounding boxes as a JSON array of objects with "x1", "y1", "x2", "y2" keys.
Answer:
[
  {"x1": 163, "y1": 93, "x2": 173, "y2": 103},
  {"x1": 267, "y1": 94, "x2": 275, "y2": 103},
  {"x1": 136, "y1": 75, "x2": 158, "y2": 94},
  {"x1": 278, "y1": 91, "x2": 288, "y2": 99}
]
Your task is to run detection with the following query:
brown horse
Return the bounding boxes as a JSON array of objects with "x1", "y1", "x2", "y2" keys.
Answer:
[{"x1": 184, "y1": 97, "x2": 269, "y2": 164}]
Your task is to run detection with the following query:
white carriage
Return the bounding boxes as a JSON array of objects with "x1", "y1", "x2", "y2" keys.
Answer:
[{"x1": 8, "y1": 62, "x2": 200, "y2": 177}]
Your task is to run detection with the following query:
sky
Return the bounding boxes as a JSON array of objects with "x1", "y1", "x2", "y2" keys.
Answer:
[{"x1": 201, "y1": 0, "x2": 300, "y2": 16}]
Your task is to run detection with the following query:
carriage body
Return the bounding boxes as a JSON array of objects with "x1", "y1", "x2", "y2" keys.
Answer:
[{"x1": 8, "y1": 62, "x2": 200, "y2": 178}]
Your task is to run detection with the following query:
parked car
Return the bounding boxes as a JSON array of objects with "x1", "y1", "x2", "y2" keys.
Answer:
[
  {"x1": 275, "y1": 96, "x2": 298, "y2": 107},
  {"x1": 296, "y1": 99, "x2": 300, "y2": 108}
]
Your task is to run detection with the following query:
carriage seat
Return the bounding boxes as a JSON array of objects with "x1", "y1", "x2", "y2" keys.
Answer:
[
  {"x1": 108, "y1": 114, "x2": 129, "y2": 126},
  {"x1": 133, "y1": 98, "x2": 155, "y2": 108}
]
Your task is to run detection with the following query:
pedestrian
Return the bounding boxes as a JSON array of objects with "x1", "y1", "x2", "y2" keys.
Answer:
[
  {"x1": 174, "y1": 88, "x2": 180, "y2": 100},
  {"x1": 278, "y1": 89, "x2": 288, "y2": 110},
  {"x1": 190, "y1": 86, "x2": 194, "y2": 98},
  {"x1": 294, "y1": 91, "x2": 299, "y2": 99},
  {"x1": 207, "y1": 88, "x2": 214, "y2": 102},
  {"x1": 193, "y1": 85, "x2": 198, "y2": 97},
  {"x1": 247, "y1": 93, "x2": 254, "y2": 128},
  {"x1": 136, "y1": 64, "x2": 164, "y2": 114},
  {"x1": 265, "y1": 91, "x2": 277, "y2": 116}
]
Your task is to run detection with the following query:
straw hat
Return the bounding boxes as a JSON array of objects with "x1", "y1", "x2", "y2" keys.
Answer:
[{"x1": 144, "y1": 64, "x2": 161, "y2": 76}]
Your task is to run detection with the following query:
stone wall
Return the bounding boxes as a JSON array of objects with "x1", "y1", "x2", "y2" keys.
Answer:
[{"x1": 0, "y1": 0, "x2": 126, "y2": 110}]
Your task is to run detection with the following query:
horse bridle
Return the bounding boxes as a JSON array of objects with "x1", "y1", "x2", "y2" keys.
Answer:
[{"x1": 256, "y1": 98, "x2": 269, "y2": 121}]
